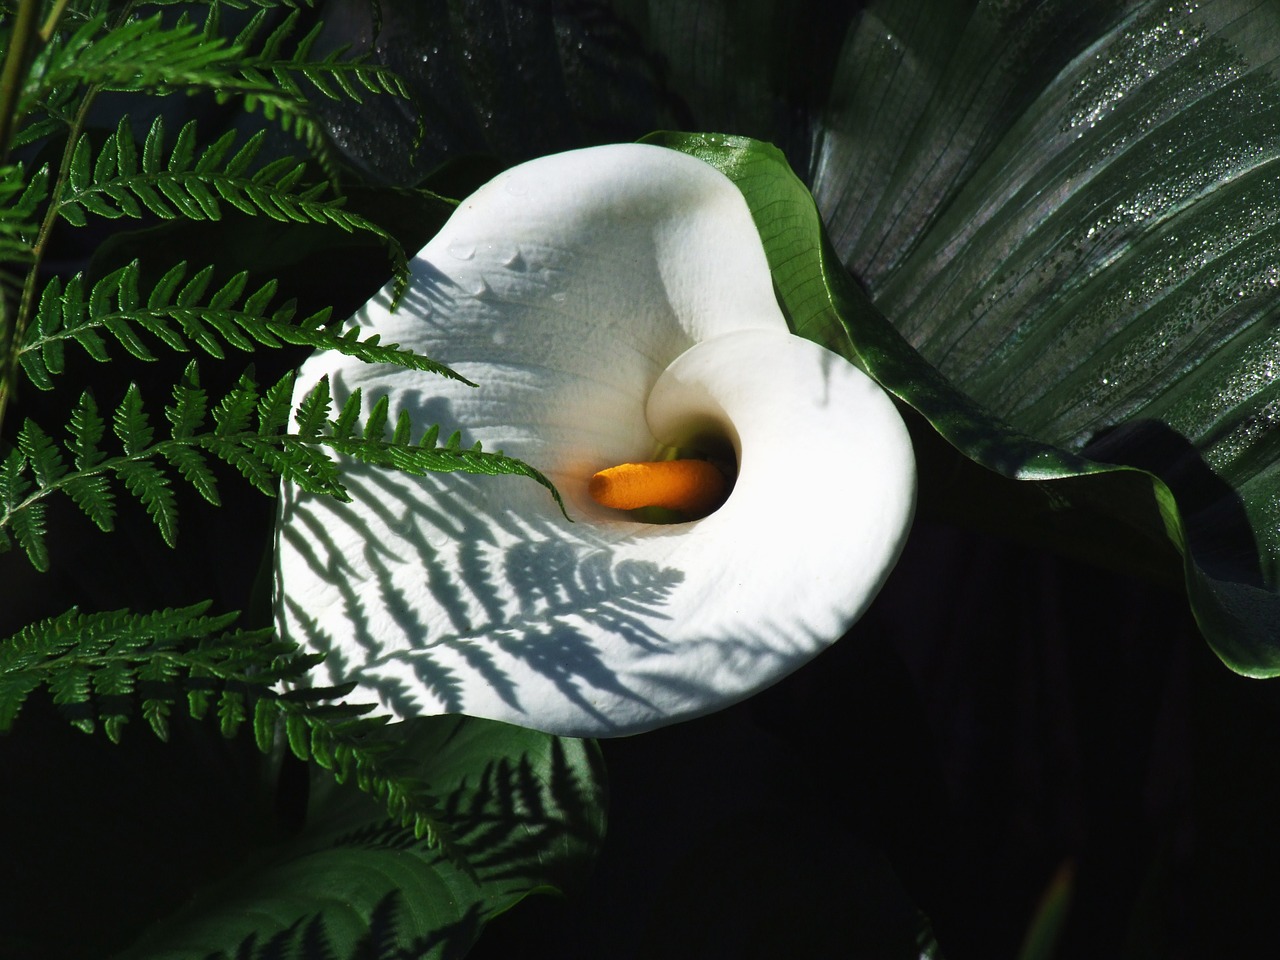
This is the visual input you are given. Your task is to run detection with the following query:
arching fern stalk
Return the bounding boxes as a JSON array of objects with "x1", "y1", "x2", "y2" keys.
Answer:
[{"x1": 0, "y1": 0, "x2": 563, "y2": 873}]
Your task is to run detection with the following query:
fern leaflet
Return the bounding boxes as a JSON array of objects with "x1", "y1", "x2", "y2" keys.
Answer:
[
  {"x1": 0, "y1": 162, "x2": 46, "y2": 270},
  {"x1": 58, "y1": 115, "x2": 406, "y2": 279},
  {"x1": 16, "y1": 258, "x2": 461, "y2": 390},
  {"x1": 0, "y1": 367, "x2": 564, "y2": 570},
  {"x1": 234, "y1": 8, "x2": 409, "y2": 103},
  {"x1": 0, "y1": 601, "x2": 459, "y2": 853},
  {"x1": 20, "y1": 14, "x2": 244, "y2": 113}
]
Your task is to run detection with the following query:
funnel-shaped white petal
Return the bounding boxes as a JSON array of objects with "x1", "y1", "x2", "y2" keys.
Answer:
[{"x1": 275, "y1": 144, "x2": 915, "y2": 736}]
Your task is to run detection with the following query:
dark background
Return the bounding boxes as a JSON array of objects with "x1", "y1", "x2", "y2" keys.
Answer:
[
  {"x1": 5, "y1": 2, "x2": 1280, "y2": 957},
  {"x1": 464, "y1": 430, "x2": 1280, "y2": 959}
]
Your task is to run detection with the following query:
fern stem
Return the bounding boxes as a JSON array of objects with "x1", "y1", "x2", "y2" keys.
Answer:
[
  {"x1": 0, "y1": 2, "x2": 142, "y2": 436},
  {"x1": 38, "y1": 0, "x2": 72, "y2": 43},
  {"x1": 0, "y1": 0, "x2": 44, "y2": 437},
  {"x1": 0, "y1": 0, "x2": 41, "y2": 163},
  {"x1": 0, "y1": 102, "x2": 80, "y2": 435},
  {"x1": 0, "y1": 66, "x2": 104, "y2": 438}
]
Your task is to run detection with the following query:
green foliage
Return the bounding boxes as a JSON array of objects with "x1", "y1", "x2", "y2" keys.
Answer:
[
  {"x1": 0, "y1": 600, "x2": 460, "y2": 848},
  {"x1": 1, "y1": 0, "x2": 432, "y2": 422},
  {"x1": 0, "y1": 161, "x2": 43, "y2": 277},
  {"x1": 0, "y1": 3, "x2": 572, "y2": 939},
  {"x1": 234, "y1": 7, "x2": 410, "y2": 104},
  {"x1": 6, "y1": 1, "x2": 403, "y2": 160},
  {"x1": 18, "y1": 257, "x2": 462, "y2": 387},
  {"x1": 20, "y1": 12, "x2": 242, "y2": 105},
  {"x1": 112, "y1": 716, "x2": 607, "y2": 960},
  {"x1": 1, "y1": 363, "x2": 563, "y2": 569},
  {"x1": 0, "y1": 5, "x2": 597, "y2": 957},
  {"x1": 647, "y1": 0, "x2": 1280, "y2": 676},
  {"x1": 0, "y1": 0, "x2": 554, "y2": 572}
]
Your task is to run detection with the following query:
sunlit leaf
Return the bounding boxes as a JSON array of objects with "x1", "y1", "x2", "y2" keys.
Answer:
[
  {"x1": 649, "y1": 0, "x2": 1280, "y2": 676},
  {"x1": 113, "y1": 716, "x2": 605, "y2": 960}
]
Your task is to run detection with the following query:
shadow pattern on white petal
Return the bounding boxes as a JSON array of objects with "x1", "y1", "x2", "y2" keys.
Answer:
[{"x1": 278, "y1": 460, "x2": 691, "y2": 732}]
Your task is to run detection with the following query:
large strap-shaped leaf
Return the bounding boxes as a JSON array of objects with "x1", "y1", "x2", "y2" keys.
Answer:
[
  {"x1": 810, "y1": 0, "x2": 1280, "y2": 673},
  {"x1": 647, "y1": 0, "x2": 1280, "y2": 679}
]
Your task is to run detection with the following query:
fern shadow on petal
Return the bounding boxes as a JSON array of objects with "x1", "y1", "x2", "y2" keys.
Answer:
[{"x1": 277, "y1": 443, "x2": 688, "y2": 730}]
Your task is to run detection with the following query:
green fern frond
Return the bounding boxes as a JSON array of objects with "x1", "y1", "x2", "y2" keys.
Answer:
[
  {"x1": 112, "y1": 382, "x2": 153, "y2": 454},
  {"x1": 331, "y1": 384, "x2": 362, "y2": 439},
  {"x1": 256, "y1": 364, "x2": 295, "y2": 434},
  {"x1": 165, "y1": 364, "x2": 209, "y2": 439},
  {"x1": 294, "y1": 379, "x2": 567, "y2": 515},
  {"x1": 21, "y1": 14, "x2": 243, "y2": 111},
  {"x1": 22, "y1": 7, "x2": 330, "y2": 112},
  {"x1": 0, "y1": 602, "x2": 242, "y2": 737},
  {"x1": 293, "y1": 371, "x2": 330, "y2": 438},
  {"x1": 121, "y1": 457, "x2": 180, "y2": 545},
  {"x1": 108, "y1": 386, "x2": 180, "y2": 545},
  {"x1": 0, "y1": 163, "x2": 46, "y2": 271},
  {"x1": 57, "y1": 116, "x2": 403, "y2": 260},
  {"x1": 63, "y1": 390, "x2": 117, "y2": 530},
  {"x1": 16, "y1": 6, "x2": 375, "y2": 165},
  {"x1": 66, "y1": 388, "x2": 108, "y2": 469},
  {"x1": 223, "y1": 5, "x2": 409, "y2": 171},
  {"x1": 234, "y1": 9, "x2": 409, "y2": 104},
  {"x1": 9, "y1": 104, "x2": 72, "y2": 150},
  {"x1": 17, "y1": 258, "x2": 458, "y2": 390},
  {"x1": 15, "y1": 418, "x2": 66, "y2": 487},
  {"x1": 260, "y1": 691, "x2": 458, "y2": 849},
  {"x1": 0, "y1": 600, "x2": 458, "y2": 850},
  {"x1": 0, "y1": 369, "x2": 563, "y2": 570},
  {"x1": 0, "y1": 447, "x2": 46, "y2": 568},
  {"x1": 0, "y1": 1, "x2": 488, "y2": 859}
]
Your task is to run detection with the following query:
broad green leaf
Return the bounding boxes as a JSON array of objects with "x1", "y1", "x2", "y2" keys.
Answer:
[
  {"x1": 111, "y1": 716, "x2": 605, "y2": 960},
  {"x1": 810, "y1": 0, "x2": 1280, "y2": 673},
  {"x1": 648, "y1": 0, "x2": 1280, "y2": 677},
  {"x1": 309, "y1": 0, "x2": 859, "y2": 184}
]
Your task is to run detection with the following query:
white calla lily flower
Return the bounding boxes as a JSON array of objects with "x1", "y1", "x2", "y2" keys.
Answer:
[{"x1": 274, "y1": 144, "x2": 915, "y2": 737}]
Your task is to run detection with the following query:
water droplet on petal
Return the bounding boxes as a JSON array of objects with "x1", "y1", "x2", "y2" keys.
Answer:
[{"x1": 448, "y1": 240, "x2": 476, "y2": 260}]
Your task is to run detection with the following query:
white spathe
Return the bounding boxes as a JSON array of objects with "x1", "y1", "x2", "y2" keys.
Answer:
[{"x1": 274, "y1": 143, "x2": 915, "y2": 737}]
